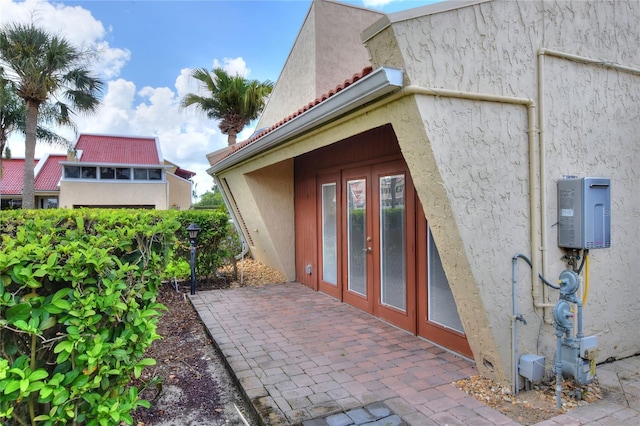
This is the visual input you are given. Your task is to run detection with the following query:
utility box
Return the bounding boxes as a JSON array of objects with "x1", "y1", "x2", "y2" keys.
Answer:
[
  {"x1": 558, "y1": 177, "x2": 611, "y2": 249},
  {"x1": 562, "y1": 336, "x2": 598, "y2": 385},
  {"x1": 519, "y1": 354, "x2": 546, "y2": 383}
]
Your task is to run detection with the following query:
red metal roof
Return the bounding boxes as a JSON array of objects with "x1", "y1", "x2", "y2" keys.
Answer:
[
  {"x1": 214, "y1": 66, "x2": 374, "y2": 164},
  {"x1": 174, "y1": 167, "x2": 196, "y2": 180},
  {"x1": 35, "y1": 155, "x2": 66, "y2": 191},
  {"x1": 76, "y1": 134, "x2": 161, "y2": 164},
  {"x1": 1, "y1": 159, "x2": 36, "y2": 195},
  {"x1": 1, "y1": 156, "x2": 65, "y2": 195}
]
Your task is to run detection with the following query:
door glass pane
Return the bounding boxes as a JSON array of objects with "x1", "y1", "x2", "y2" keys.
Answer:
[
  {"x1": 380, "y1": 174, "x2": 406, "y2": 311},
  {"x1": 322, "y1": 183, "x2": 337, "y2": 285},
  {"x1": 428, "y1": 229, "x2": 463, "y2": 332},
  {"x1": 347, "y1": 179, "x2": 366, "y2": 296}
]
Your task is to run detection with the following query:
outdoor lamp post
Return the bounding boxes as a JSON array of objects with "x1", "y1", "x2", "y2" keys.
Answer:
[{"x1": 186, "y1": 223, "x2": 201, "y2": 295}]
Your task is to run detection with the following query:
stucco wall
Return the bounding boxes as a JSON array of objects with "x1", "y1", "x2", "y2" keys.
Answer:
[
  {"x1": 59, "y1": 181, "x2": 168, "y2": 209},
  {"x1": 219, "y1": 160, "x2": 296, "y2": 279},
  {"x1": 256, "y1": 0, "x2": 382, "y2": 130},
  {"x1": 166, "y1": 173, "x2": 192, "y2": 210},
  {"x1": 257, "y1": 4, "x2": 316, "y2": 130},
  {"x1": 364, "y1": 0, "x2": 640, "y2": 383},
  {"x1": 213, "y1": 0, "x2": 639, "y2": 389}
]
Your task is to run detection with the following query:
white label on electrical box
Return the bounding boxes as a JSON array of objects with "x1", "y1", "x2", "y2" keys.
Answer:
[{"x1": 561, "y1": 209, "x2": 574, "y2": 217}]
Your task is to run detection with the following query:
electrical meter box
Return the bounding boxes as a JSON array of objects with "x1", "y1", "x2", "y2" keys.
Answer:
[{"x1": 558, "y1": 177, "x2": 611, "y2": 249}]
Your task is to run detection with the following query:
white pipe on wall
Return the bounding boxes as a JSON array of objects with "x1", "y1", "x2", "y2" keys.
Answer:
[
  {"x1": 212, "y1": 175, "x2": 249, "y2": 262},
  {"x1": 536, "y1": 48, "x2": 640, "y2": 321},
  {"x1": 391, "y1": 86, "x2": 555, "y2": 312}
]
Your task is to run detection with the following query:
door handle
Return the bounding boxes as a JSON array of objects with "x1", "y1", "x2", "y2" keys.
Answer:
[{"x1": 363, "y1": 247, "x2": 372, "y2": 253}]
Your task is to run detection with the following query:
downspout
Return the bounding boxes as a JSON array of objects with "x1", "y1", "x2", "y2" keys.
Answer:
[
  {"x1": 212, "y1": 174, "x2": 249, "y2": 262},
  {"x1": 166, "y1": 178, "x2": 170, "y2": 210},
  {"x1": 395, "y1": 86, "x2": 554, "y2": 312},
  {"x1": 537, "y1": 50, "x2": 552, "y2": 323}
]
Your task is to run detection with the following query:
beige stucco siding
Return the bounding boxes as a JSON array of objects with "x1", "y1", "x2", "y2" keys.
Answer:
[
  {"x1": 59, "y1": 181, "x2": 168, "y2": 209},
  {"x1": 363, "y1": 0, "x2": 640, "y2": 381},
  {"x1": 257, "y1": 5, "x2": 316, "y2": 129},
  {"x1": 541, "y1": 59, "x2": 640, "y2": 358},
  {"x1": 257, "y1": 1, "x2": 382, "y2": 130},
  {"x1": 413, "y1": 95, "x2": 531, "y2": 384},
  {"x1": 213, "y1": 0, "x2": 639, "y2": 388},
  {"x1": 217, "y1": 93, "x2": 504, "y2": 375},
  {"x1": 219, "y1": 165, "x2": 295, "y2": 279},
  {"x1": 166, "y1": 173, "x2": 193, "y2": 210}
]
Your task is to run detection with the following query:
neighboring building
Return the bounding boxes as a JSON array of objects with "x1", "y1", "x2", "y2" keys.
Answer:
[
  {"x1": 0, "y1": 134, "x2": 195, "y2": 210},
  {"x1": 206, "y1": 0, "x2": 640, "y2": 390}
]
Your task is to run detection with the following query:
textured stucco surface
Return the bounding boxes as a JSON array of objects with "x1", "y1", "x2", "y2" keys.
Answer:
[
  {"x1": 166, "y1": 173, "x2": 192, "y2": 210},
  {"x1": 59, "y1": 181, "x2": 168, "y2": 209},
  {"x1": 256, "y1": 0, "x2": 382, "y2": 130},
  {"x1": 212, "y1": 0, "x2": 640, "y2": 389},
  {"x1": 218, "y1": 160, "x2": 296, "y2": 280},
  {"x1": 363, "y1": 0, "x2": 640, "y2": 384}
]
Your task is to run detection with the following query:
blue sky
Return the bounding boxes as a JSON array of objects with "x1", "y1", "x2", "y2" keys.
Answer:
[{"x1": 0, "y1": 0, "x2": 437, "y2": 197}]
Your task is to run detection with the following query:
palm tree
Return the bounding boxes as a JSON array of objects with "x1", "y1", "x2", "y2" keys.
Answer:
[
  {"x1": 0, "y1": 23, "x2": 103, "y2": 209},
  {"x1": 1, "y1": 75, "x2": 77, "y2": 208},
  {"x1": 181, "y1": 67, "x2": 273, "y2": 146},
  {"x1": 1, "y1": 76, "x2": 72, "y2": 163},
  {"x1": 0, "y1": 76, "x2": 23, "y2": 166}
]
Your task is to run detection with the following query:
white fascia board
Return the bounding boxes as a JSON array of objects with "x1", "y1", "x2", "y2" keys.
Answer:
[
  {"x1": 34, "y1": 153, "x2": 50, "y2": 177},
  {"x1": 59, "y1": 161, "x2": 173, "y2": 169},
  {"x1": 208, "y1": 66, "x2": 404, "y2": 175},
  {"x1": 361, "y1": 0, "x2": 492, "y2": 43}
]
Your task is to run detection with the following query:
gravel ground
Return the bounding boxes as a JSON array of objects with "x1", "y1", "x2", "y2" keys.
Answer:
[
  {"x1": 131, "y1": 258, "x2": 286, "y2": 426},
  {"x1": 455, "y1": 369, "x2": 603, "y2": 425}
]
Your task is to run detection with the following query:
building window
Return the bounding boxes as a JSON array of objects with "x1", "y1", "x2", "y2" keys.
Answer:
[
  {"x1": 39, "y1": 198, "x2": 58, "y2": 209},
  {"x1": 100, "y1": 167, "x2": 115, "y2": 179},
  {"x1": 0, "y1": 199, "x2": 22, "y2": 209},
  {"x1": 134, "y1": 168, "x2": 148, "y2": 180},
  {"x1": 134, "y1": 168, "x2": 163, "y2": 180},
  {"x1": 116, "y1": 168, "x2": 131, "y2": 180},
  {"x1": 64, "y1": 166, "x2": 163, "y2": 181},
  {"x1": 81, "y1": 167, "x2": 97, "y2": 179},
  {"x1": 65, "y1": 166, "x2": 80, "y2": 178},
  {"x1": 148, "y1": 168, "x2": 162, "y2": 180}
]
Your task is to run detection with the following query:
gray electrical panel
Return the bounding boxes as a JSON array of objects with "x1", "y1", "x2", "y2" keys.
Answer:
[{"x1": 558, "y1": 177, "x2": 611, "y2": 249}]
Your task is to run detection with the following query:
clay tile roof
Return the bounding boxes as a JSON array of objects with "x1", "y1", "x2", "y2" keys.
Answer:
[
  {"x1": 0, "y1": 159, "x2": 37, "y2": 195},
  {"x1": 217, "y1": 66, "x2": 374, "y2": 162},
  {"x1": 35, "y1": 155, "x2": 66, "y2": 191},
  {"x1": 1, "y1": 159, "x2": 23, "y2": 195},
  {"x1": 76, "y1": 134, "x2": 160, "y2": 164}
]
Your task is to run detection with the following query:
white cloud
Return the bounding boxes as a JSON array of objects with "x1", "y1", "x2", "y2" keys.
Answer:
[
  {"x1": 212, "y1": 57, "x2": 251, "y2": 78},
  {"x1": 0, "y1": 0, "x2": 129, "y2": 81},
  {"x1": 1, "y1": 1, "x2": 255, "y2": 197},
  {"x1": 362, "y1": 0, "x2": 394, "y2": 7}
]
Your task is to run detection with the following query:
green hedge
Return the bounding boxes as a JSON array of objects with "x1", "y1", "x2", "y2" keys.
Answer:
[
  {"x1": 171, "y1": 209, "x2": 230, "y2": 280},
  {"x1": 0, "y1": 209, "x2": 180, "y2": 426}
]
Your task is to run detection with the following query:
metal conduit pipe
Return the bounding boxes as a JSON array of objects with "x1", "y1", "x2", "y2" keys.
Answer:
[
  {"x1": 554, "y1": 332, "x2": 564, "y2": 409},
  {"x1": 536, "y1": 48, "x2": 640, "y2": 322},
  {"x1": 395, "y1": 86, "x2": 555, "y2": 312},
  {"x1": 511, "y1": 254, "x2": 531, "y2": 395},
  {"x1": 212, "y1": 175, "x2": 249, "y2": 262}
]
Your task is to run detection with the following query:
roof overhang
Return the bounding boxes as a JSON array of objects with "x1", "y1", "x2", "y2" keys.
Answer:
[
  {"x1": 208, "y1": 66, "x2": 404, "y2": 175},
  {"x1": 362, "y1": 0, "x2": 492, "y2": 43},
  {"x1": 59, "y1": 161, "x2": 172, "y2": 169}
]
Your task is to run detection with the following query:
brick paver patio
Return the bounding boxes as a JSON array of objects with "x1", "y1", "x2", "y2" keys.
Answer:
[{"x1": 190, "y1": 283, "x2": 513, "y2": 425}]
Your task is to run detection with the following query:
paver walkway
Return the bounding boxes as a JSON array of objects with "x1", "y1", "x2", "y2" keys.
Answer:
[{"x1": 191, "y1": 282, "x2": 640, "y2": 425}]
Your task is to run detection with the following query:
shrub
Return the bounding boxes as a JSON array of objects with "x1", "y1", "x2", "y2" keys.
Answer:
[
  {"x1": 171, "y1": 210, "x2": 230, "y2": 280},
  {"x1": 0, "y1": 209, "x2": 180, "y2": 426}
]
